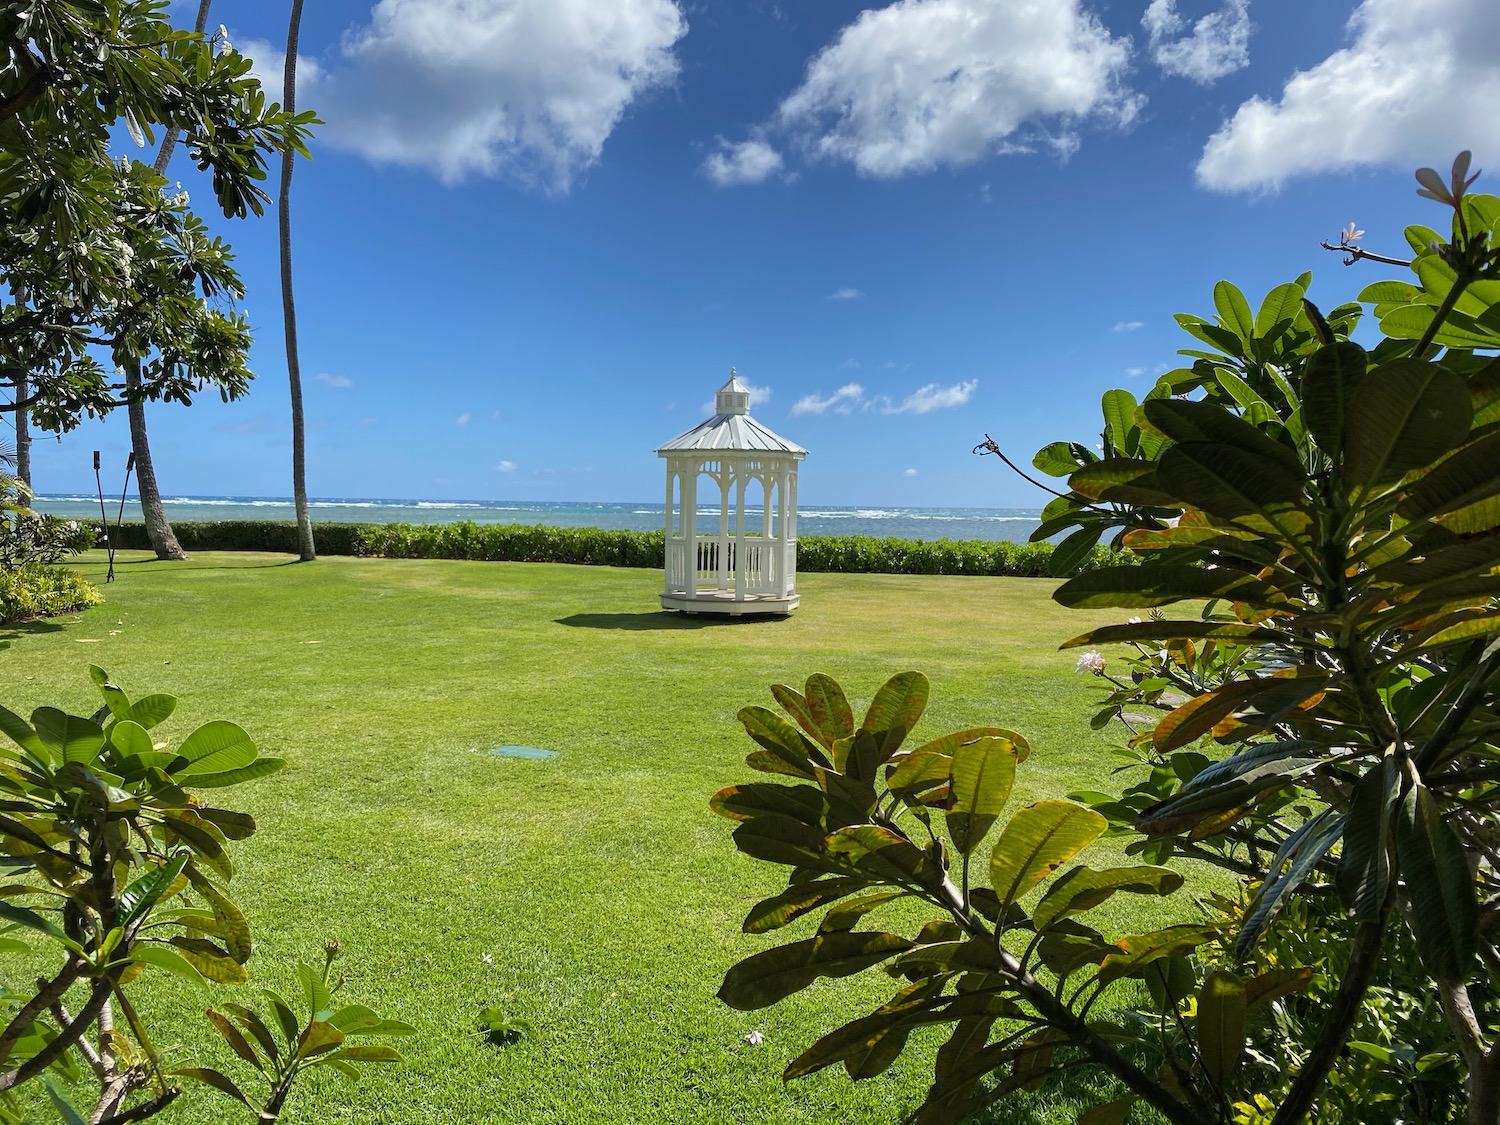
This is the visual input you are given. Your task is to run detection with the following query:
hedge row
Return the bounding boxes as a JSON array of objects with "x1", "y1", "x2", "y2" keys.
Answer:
[{"x1": 110, "y1": 520, "x2": 1122, "y2": 577}]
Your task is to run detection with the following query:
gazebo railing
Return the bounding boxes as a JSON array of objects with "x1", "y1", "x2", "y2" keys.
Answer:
[{"x1": 665, "y1": 534, "x2": 795, "y2": 598}]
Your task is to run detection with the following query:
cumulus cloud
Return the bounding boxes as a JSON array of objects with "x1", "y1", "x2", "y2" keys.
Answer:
[
  {"x1": 1113, "y1": 320, "x2": 1144, "y2": 332},
  {"x1": 316, "y1": 372, "x2": 354, "y2": 389},
  {"x1": 245, "y1": 0, "x2": 686, "y2": 191},
  {"x1": 1125, "y1": 366, "x2": 1148, "y2": 377},
  {"x1": 903, "y1": 467, "x2": 918, "y2": 476},
  {"x1": 703, "y1": 137, "x2": 784, "y2": 185},
  {"x1": 496, "y1": 460, "x2": 517, "y2": 472},
  {"x1": 456, "y1": 412, "x2": 471, "y2": 427},
  {"x1": 1143, "y1": 0, "x2": 1251, "y2": 85},
  {"x1": 774, "y1": 0, "x2": 1140, "y2": 177},
  {"x1": 792, "y1": 383, "x2": 865, "y2": 416},
  {"x1": 1197, "y1": 0, "x2": 1500, "y2": 191},
  {"x1": 880, "y1": 379, "x2": 978, "y2": 414}
]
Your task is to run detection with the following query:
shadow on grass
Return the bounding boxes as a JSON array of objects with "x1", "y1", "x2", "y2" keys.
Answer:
[
  {"x1": 87, "y1": 558, "x2": 304, "y2": 573},
  {"x1": 556, "y1": 612, "x2": 790, "y2": 631},
  {"x1": 0, "y1": 618, "x2": 68, "y2": 641}
]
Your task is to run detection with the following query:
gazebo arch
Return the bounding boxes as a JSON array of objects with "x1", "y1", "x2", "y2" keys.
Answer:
[{"x1": 657, "y1": 370, "x2": 808, "y2": 615}]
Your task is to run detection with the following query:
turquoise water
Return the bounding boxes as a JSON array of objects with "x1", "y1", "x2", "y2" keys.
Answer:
[{"x1": 30, "y1": 495, "x2": 1046, "y2": 544}]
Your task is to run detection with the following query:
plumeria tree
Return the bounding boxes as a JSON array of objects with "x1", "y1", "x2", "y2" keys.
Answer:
[{"x1": 714, "y1": 154, "x2": 1500, "y2": 1123}]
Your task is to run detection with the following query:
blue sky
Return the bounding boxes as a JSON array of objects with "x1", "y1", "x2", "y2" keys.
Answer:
[{"x1": 25, "y1": 0, "x2": 1500, "y2": 508}]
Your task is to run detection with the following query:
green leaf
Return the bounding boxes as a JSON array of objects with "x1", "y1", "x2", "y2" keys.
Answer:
[
  {"x1": 1099, "y1": 925, "x2": 1214, "y2": 983},
  {"x1": 1344, "y1": 359, "x2": 1472, "y2": 487},
  {"x1": 31, "y1": 708, "x2": 104, "y2": 765},
  {"x1": 710, "y1": 782, "x2": 827, "y2": 826},
  {"x1": 1243, "y1": 967, "x2": 1314, "y2": 1010},
  {"x1": 1337, "y1": 758, "x2": 1399, "y2": 919},
  {"x1": 944, "y1": 734, "x2": 1018, "y2": 856},
  {"x1": 718, "y1": 931, "x2": 915, "y2": 1010},
  {"x1": 860, "y1": 672, "x2": 929, "y2": 752},
  {"x1": 1142, "y1": 398, "x2": 1303, "y2": 475},
  {"x1": 990, "y1": 801, "x2": 1106, "y2": 908},
  {"x1": 738, "y1": 706, "x2": 820, "y2": 779},
  {"x1": 1397, "y1": 433, "x2": 1500, "y2": 524},
  {"x1": 169, "y1": 937, "x2": 249, "y2": 984},
  {"x1": 1032, "y1": 865, "x2": 1183, "y2": 930},
  {"x1": 1047, "y1": 525, "x2": 1104, "y2": 578},
  {"x1": 1156, "y1": 442, "x2": 1306, "y2": 518},
  {"x1": 1101, "y1": 388, "x2": 1138, "y2": 454},
  {"x1": 1197, "y1": 970, "x2": 1246, "y2": 1087},
  {"x1": 804, "y1": 674, "x2": 855, "y2": 745},
  {"x1": 120, "y1": 851, "x2": 190, "y2": 928},
  {"x1": 1301, "y1": 341, "x2": 1367, "y2": 464},
  {"x1": 299, "y1": 961, "x2": 335, "y2": 1019},
  {"x1": 171, "y1": 1068, "x2": 251, "y2": 1107},
  {"x1": 109, "y1": 719, "x2": 156, "y2": 760},
  {"x1": 1395, "y1": 780, "x2": 1477, "y2": 981},
  {"x1": 1054, "y1": 564, "x2": 1280, "y2": 611},
  {"x1": 743, "y1": 877, "x2": 868, "y2": 934},
  {"x1": 126, "y1": 694, "x2": 177, "y2": 729},
  {"x1": 1214, "y1": 280, "x2": 1255, "y2": 343},
  {"x1": 1254, "y1": 281, "x2": 1305, "y2": 340},
  {"x1": 172, "y1": 721, "x2": 257, "y2": 776},
  {"x1": 1032, "y1": 441, "x2": 1090, "y2": 477},
  {"x1": 0, "y1": 900, "x2": 67, "y2": 941},
  {"x1": 0, "y1": 704, "x2": 42, "y2": 756},
  {"x1": 131, "y1": 944, "x2": 212, "y2": 991},
  {"x1": 296, "y1": 1020, "x2": 346, "y2": 1060},
  {"x1": 208, "y1": 1008, "x2": 264, "y2": 1071},
  {"x1": 182, "y1": 757, "x2": 287, "y2": 789},
  {"x1": 324, "y1": 1044, "x2": 403, "y2": 1064},
  {"x1": 1061, "y1": 621, "x2": 1291, "y2": 649},
  {"x1": 1235, "y1": 811, "x2": 1345, "y2": 962}
]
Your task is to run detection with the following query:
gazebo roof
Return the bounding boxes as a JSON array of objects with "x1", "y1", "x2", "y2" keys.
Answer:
[{"x1": 657, "y1": 371, "x2": 808, "y2": 457}]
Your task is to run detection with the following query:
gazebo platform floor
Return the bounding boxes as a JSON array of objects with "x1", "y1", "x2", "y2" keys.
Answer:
[{"x1": 660, "y1": 590, "x2": 799, "y2": 616}]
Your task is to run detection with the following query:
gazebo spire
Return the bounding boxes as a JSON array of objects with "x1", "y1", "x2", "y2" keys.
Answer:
[{"x1": 715, "y1": 367, "x2": 750, "y2": 416}]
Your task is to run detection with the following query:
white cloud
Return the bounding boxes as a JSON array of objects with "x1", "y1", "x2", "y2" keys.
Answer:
[
  {"x1": 1197, "y1": 0, "x2": 1500, "y2": 191},
  {"x1": 840, "y1": 358, "x2": 861, "y2": 369},
  {"x1": 496, "y1": 460, "x2": 517, "y2": 472},
  {"x1": 246, "y1": 0, "x2": 687, "y2": 191},
  {"x1": 775, "y1": 0, "x2": 1140, "y2": 177},
  {"x1": 827, "y1": 287, "x2": 863, "y2": 300},
  {"x1": 1113, "y1": 320, "x2": 1144, "y2": 332},
  {"x1": 903, "y1": 467, "x2": 918, "y2": 476},
  {"x1": 1143, "y1": 0, "x2": 1251, "y2": 85},
  {"x1": 316, "y1": 372, "x2": 354, "y2": 389},
  {"x1": 792, "y1": 382, "x2": 865, "y2": 416},
  {"x1": 456, "y1": 412, "x2": 471, "y2": 427},
  {"x1": 1125, "y1": 366, "x2": 1147, "y2": 377},
  {"x1": 703, "y1": 137, "x2": 784, "y2": 185},
  {"x1": 358, "y1": 417, "x2": 378, "y2": 427},
  {"x1": 881, "y1": 379, "x2": 978, "y2": 414}
]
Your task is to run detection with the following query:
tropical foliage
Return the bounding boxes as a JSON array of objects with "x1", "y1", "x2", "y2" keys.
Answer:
[
  {"x1": 0, "y1": 668, "x2": 408, "y2": 1123},
  {"x1": 716, "y1": 154, "x2": 1500, "y2": 1122}
]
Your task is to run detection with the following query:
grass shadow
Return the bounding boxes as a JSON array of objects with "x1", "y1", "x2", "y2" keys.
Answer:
[
  {"x1": 0, "y1": 618, "x2": 68, "y2": 641},
  {"x1": 556, "y1": 611, "x2": 790, "y2": 631}
]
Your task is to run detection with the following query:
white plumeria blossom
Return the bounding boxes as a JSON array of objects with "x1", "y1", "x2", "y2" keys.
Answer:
[
  {"x1": 744, "y1": 1029, "x2": 765, "y2": 1045},
  {"x1": 1076, "y1": 652, "x2": 1107, "y2": 674},
  {"x1": 1342, "y1": 221, "x2": 1365, "y2": 244}
]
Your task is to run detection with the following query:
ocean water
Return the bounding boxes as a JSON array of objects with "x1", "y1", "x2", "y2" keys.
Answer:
[{"x1": 29, "y1": 495, "x2": 1046, "y2": 544}]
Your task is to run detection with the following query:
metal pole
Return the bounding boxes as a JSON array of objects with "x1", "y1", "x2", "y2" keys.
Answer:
[
  {"x1": 93, "y1": 451, "x2": 114, "y2": 583},
  {"x1": 110, "y1": 452, "x2": 135, "y2": 582}
]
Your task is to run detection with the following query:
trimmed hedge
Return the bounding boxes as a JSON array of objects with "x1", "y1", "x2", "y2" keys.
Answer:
[{"x1": 111, "y1": 520, "x2": 1123, "y2": 577}]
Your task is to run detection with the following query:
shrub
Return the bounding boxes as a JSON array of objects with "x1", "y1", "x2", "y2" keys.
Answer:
[
  {"x1": 0, "y1": 561, "x2": 102, "y2": 623},
  {"x1": 715, "y1": 160, "x2": 1500, "y2": 1123},
  {"x1": 110, "y1": 520, "x2": 1120, "y2": 577}
]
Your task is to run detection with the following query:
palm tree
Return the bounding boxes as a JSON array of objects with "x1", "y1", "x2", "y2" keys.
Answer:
[
  {"x1": 122, "y1": 0, "x2": 216, "y2": 562},
  {"x1": 12, "y1": 373, "x2": 27, "y2": 489},
  {"x1": 280, "y1": 0, "x2": 314, "y2": 561}
]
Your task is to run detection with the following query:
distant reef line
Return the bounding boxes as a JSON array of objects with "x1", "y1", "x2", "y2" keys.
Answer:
[{"x1": 107, "y1": 520, "x2": 1121, "y2": 578}]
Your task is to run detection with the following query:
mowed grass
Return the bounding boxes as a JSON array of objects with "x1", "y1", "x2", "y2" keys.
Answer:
[{"x1": 2, "y1": 552, "x2": 1162, "y2": 1124}]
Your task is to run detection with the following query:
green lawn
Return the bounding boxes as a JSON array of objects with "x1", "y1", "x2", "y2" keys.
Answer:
[{"x1": 2, "y1": 552, "x2": 1157, "y2": 1124}]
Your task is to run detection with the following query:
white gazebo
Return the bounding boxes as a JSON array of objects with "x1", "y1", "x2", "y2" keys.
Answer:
[{"x1": 657, "y1": 370, "x2": 808, "y2": 615}]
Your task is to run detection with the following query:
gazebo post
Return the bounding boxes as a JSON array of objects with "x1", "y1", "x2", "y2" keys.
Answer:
[{"x1": 657, "y1": 369, "x2": 807, "y2": 616}]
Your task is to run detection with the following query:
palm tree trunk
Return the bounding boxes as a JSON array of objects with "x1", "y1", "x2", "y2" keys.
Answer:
[
  {"x1": 124, "y1": 0, "x2": 214, "y2": 561},
  {"x1": 280, "y1": 0, "x2": 315, "y2": 562},
  {"x1": 13, "y1": 373, "x2": 28, "y2": 489}
]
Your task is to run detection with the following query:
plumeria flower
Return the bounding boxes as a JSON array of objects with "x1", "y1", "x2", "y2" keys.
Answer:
[
  {"x1": 1341, "y1": 222, "x2": 1365, "y2": 246},
  {"x1": 1415, "y1": 151, "x2": 1480, "y2": 206},
  {"x1": 481, "y1": 953, "x2": 493, "y2": 964},
  {"x1": 1127, "y1": 616, "x2": 1143, "y2": 625},
  {"x1": 744, "y1": 1030, "x2": 765, "y2": 1045},
  {"x1": 1076, "y1": 652, "x2": 1106, "y2": 675}
]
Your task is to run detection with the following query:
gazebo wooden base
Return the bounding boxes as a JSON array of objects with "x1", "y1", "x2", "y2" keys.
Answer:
[{"x1": 660, "y1": 590, "x2": 799, "y2": 616}]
